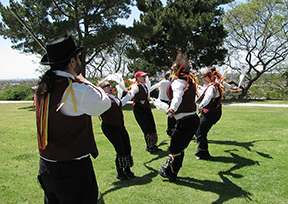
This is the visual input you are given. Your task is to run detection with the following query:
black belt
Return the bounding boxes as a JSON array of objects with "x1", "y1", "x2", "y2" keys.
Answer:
[{"x1": 177, "y1": 114, "x2": 197, "y2": 121}]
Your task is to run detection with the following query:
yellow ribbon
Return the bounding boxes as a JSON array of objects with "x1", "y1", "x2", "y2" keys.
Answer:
[
  {"x1": 39, "y1": 78, "x2": 78, "y2": 150},
  {"x1": 39, "y1": 93, "x2": 50, "y2": 149},
  {"x1": 56, "y1": 78, "x2": 78, "y2": 113}
]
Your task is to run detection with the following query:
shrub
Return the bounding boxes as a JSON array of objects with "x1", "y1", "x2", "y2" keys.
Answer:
[{"x1": 0, "y1": 84, "x2": 35, "y2": 101}]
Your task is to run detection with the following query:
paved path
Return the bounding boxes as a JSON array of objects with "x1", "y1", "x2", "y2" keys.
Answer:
[
  {"x1": 222, "y1": 103, "x2": 288, "y2": 107},
  {"x1": 1, "y1": 101, "x2": 288, "y2": 107},
  {"x1": 0, "y1": 101, "x2": 34, "y2": 103}
]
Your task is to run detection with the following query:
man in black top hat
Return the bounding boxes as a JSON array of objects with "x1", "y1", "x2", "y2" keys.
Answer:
[{"x1": 35, "y1": 34, "x2": 111, "y2": 203}]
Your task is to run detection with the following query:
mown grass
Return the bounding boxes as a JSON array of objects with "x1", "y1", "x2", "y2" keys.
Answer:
[{"x1": 0, "y1": 102, "x2": 287, "y2": 204}]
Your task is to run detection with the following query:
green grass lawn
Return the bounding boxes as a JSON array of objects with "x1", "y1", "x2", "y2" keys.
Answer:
[{"x1": 0, "y1": 102, "x2": 287, "y2": 204}]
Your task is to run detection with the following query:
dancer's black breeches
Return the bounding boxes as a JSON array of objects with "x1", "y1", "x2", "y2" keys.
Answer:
[
  {"x1": 101, "y1": 123, "x2": 131, "y2": 156},
  {"x1": 195, "y1": 110, "x2": 222, "y2": 150},
  {"x1": 132, "y1": 103, "x2": 156, "y2": 135},
  {"x1": 167, "y1": 114, "x2": 199, "y2": 173}
]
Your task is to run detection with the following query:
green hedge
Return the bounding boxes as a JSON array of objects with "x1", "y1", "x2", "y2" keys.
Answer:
[{"x1": 0, "y1": 84, "x2": 35, "y2": 101}]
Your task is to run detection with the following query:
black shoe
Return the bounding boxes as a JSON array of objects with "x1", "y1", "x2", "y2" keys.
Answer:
[
  {"x1": 116, "y1": 173, "x2": 129, "y2": 181},
  {"x1": 158, "y1": 167, "x2": 176, "y2": 182},
  {"x1": 161, "y1": 164, "x2": 167, "y2": 170},
  {"x1": 196, "y1": 155, "x2": 211, "y2": 160},
  {"x1": 194, "y1": 151, "x2": 211, "y2": 160},
  {"x1": 158, "y1": 168, "x2": 167, "y2": 178},
  {"x1": 146, "y1": 146, "x2": 162, "y2": 153}
]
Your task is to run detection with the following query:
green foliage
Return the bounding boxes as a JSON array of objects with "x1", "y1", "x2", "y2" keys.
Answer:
[
  {"x1": 127, "y1": 59, "x2": 164, "y2": 76},
  {"x1": 0, "y1": 84, "x2": 35, "y2": 100},
  {"x1": 0, "y1": 0, "x2": 133, "y2": 76},
  {"x1": 247, "y1": 73, "x2": 288, "y2": 100},
  {"x1": 127, "y1": 0, "x2": 231, "y2": 73},
  {"x1": 249, "y1": 86, "x2": 288, "y2": 100}
]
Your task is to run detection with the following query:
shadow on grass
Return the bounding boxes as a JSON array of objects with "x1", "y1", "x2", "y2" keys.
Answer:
[
  {"x1": 97, "y1": 159, "x2": 167, "y2": 204},
  {"x1": 12, "y1": 153, "x2": 38, "y2": 161},
  {"x1": 18, "y1": 105, "x2": 35, "y2": 112},
  {"x1": 139, "y1": 156, "x2": 253, "y2": 204},
  {"x1": 156, "y1": 140, "x2": 271, "y2": 203},
  {"x1": 166, "y1": 139, "x2": 276, "y2": 203},
  {"x1": 154, "y1": 139, "x2": 169, "y2": 154},
  {"x1": 97, "y1": 147, "x2": 169, "y2": 204},
  {"x1": 156, "y1": 150, "x2": 255, "y2": 203},
  {"x1": 209, "y1": 139, "x2": 279, "y2": 153},
  {"x1": 97, "y1": 140, "x2": 262, "y2": 203},
  {"x1": 211, "y1": 149, "x2": 260, "y2": 178},
  {"x1": 98, "y1": 170, "x2": 157, "y2": 204},
  {"x1": 207, "y1": 140, "x2": 276, "y2": 178},
  {"x1": 175, "y1": 172, "x2": 252, "y2": 204}
]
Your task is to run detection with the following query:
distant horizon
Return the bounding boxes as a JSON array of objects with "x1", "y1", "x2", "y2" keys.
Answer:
[{"x1": 0, "y1": 78, "x2": 39, "y2": 81}]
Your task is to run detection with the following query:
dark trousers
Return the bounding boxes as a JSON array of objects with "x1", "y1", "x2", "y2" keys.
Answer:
[
  {"x1": 101, "y1": 123, "x2": 131, "y2": 156},
  {"x1": 163, "y1": 100, "x2": 176, "y2": 136},
  {"x1": 169, "y1": 114, "x2": 200, "y2": 173},
  {"x1": 133, "y1": 104, "x2": 156, "y2": 135},
  {"x1": 195, "y1": 110, "x2": 222, "y2": 150},
  {"x1": 38, "y1": 156, "x2": 98, "y2": 204},
  {"x1": 166, "y1": 116, "x2": 177, "y2": 136}
]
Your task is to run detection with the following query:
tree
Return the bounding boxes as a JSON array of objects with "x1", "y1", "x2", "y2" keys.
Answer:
[
  {"x1": 125, "y1": 0, "x2": 232, "y2": 74},
  {"x1": 0, "y1": 0, "x2": 132, "y2": 77},
  {"x1": 224, "y1": 0, "x2": 288, "y2": 98},
  {"x1": 86, "y1": 36, "x2": 133, "y2": 79}
]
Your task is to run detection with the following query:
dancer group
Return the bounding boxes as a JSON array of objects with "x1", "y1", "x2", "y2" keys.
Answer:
[{"x1": 34, "y1": 34, "x2": 230, "y2": 203}]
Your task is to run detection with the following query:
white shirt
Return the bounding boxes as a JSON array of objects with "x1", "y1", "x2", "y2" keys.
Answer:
[
  {"x1": 129, "y1": 83, "x2": 148, "y2": 98},
  {"x1": 199, "y1": 84, "x2": 219, "y2": 107},
  {"x1": 150, "y1": 79, "x2": 170, "y2": 101},
  {"x1": 199, "y1": 82, "x2": 230, "y2": 107},
  {"x1": 54, "y1": 70, "x2": 111, "y2": 116},
  {"x1": 108, "y1": 93, "x2": 130, "y2": 106},
  {"x1": 169, "y1": 79, "x2": 197, "y2": 120}
]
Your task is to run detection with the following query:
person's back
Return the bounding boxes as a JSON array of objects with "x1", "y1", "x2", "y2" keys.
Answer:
[
  {"x1": 150, "y1": 70, "x2": 171, "y2": 102},
  {"x1": 35, "y1": 34, "x2": 111, "y2": 203},
  {"x1": 158, "y1": 52, "x2": 200, "y2": 182}
]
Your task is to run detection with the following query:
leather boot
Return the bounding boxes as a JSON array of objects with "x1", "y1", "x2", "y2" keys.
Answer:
[
  {"x1": 124, "y1": 167, "x2": 137, "y2": 178},
  {"x1": 158, "y1": 165, "x2": 177, "y2": 182},
  {"x1": 116, "y1": 168, "x2": 129, "y2": 181}
]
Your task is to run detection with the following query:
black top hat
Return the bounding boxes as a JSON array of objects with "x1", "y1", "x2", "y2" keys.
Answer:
[{"x1": 40, "y1": 34, "x2": 84, "y2": 65}]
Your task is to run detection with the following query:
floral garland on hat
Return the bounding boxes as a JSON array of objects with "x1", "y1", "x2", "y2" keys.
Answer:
[
  {"x1": 171, "y1": 64, "x2": 199, "y2": 94},
  {"x1": 206, "y1": 70, "x2": 228, "y2": 108}
]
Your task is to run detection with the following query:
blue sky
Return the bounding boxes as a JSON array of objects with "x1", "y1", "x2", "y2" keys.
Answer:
[{"x1": 0, "y1": 0, "x2": 246, "y2": 80}]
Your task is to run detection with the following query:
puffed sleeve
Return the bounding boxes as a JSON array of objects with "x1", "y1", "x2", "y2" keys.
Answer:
[{"x1": 71, "y1": 81, "x2": 111, "y2": 116}]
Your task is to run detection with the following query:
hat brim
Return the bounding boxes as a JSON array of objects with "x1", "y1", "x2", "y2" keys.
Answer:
[{"x1": 40, "y1": 46, "x2": 84, "y2": 65}]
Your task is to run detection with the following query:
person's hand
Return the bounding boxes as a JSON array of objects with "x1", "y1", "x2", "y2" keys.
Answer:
[
  {"x1": 197, "y1": 104, "x2": 203, "y2": 113},
  {"x1": 166, "y1": 109, "x2": 175, "y2": 117}
]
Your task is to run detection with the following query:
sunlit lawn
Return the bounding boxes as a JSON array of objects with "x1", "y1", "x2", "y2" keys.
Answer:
[{"x1": 0, "y1": 102, "x2": 287, "y2": 203}]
